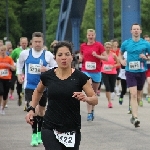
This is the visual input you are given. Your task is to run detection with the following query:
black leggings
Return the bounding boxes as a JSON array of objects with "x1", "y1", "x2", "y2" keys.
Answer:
[
  {"x1": 120, "y1": 79, "x2": 127, "y2": 98},
  {"x1": 102, "y1": 73, "x2": 117, "y2": 92},
  {"x1": 9, "y1": 72, "x2": 17, "y2": 90},
  {"x1": 41, "y1": 129, "x2": 81, "y2": 150},
  {"x1": 0, "y1": 79, "x2": 10, "y2": 100},
  {"x1": 16, "y1": 79, "x2": 22, "y2": 97}
]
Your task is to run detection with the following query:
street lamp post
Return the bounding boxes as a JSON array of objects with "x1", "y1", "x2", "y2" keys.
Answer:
[{"x1": 6, "y1": 0, "x2": 9, "y2": 40}]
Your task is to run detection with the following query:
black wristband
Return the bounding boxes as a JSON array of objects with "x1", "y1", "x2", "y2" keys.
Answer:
[{"x1": 27, "y1": 106, "x2": 35, "y2": 113}]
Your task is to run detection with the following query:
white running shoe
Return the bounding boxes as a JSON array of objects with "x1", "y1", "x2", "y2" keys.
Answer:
[
  {"x1": 1, "y1": 109, "x2": 5, "y2": 115},
  {"x1": 115, "y1": 87, "x2": 120, "y2": 96},
  {"x1": 111, "y1": 92, "x2": 115, "y2": 100}
]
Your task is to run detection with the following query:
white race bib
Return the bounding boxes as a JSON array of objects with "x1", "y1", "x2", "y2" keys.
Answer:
[
  {"x1": 85, "y1": 61, "x2": 96, "y2": 70},
  {"x1": 0, "y1": 69, "x2": 9, "y2": 76},
  {"x1": 53, "y1": 130, "x2": 75, "y2": 147},
  {"x1": 129, "y1": 61, "x2": 140, "y2": 70},
  {"x1": 103, "y1": 64, "x2": 112, "y2": 71},
  {"x1": 28, "y1": 64, "x2": 41, "y2": 74}
]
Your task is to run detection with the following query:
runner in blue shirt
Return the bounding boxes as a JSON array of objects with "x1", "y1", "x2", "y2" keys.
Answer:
[{"x1": 119, "y1": 23, "x2": 150, "y2": 128}]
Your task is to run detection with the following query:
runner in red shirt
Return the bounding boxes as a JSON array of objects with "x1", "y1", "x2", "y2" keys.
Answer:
[{"x1": 80, "y1": 29, "x2": 107, "y2": 121}]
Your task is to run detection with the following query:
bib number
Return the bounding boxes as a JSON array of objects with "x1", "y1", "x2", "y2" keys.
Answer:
[
  {"x1": 129, "y1": 61, "x2": 140, "y2": 70},
  {"x1": 103, "y1": 65, "x2": 112, "y2": 71},
  {"x1": 28, "y1": 64, "x2": 41, "y2": 74},
  {"x1": 85, "y1": 61, "x2": 96, "y2": 70},
  {"x1": 53, "y1": 130, "x2": 75, "y2": 147},
  {"x1": 0, "y1": 69, "x2": 9, "y2": 76}
]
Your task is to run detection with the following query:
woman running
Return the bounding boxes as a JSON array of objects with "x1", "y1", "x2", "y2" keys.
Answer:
[
  {"x1": 101, "y1": 42, "x2": 120, "y2": 108},
  {"x1": 0, "y1": 45, "x2": 15, "y2": 114}
]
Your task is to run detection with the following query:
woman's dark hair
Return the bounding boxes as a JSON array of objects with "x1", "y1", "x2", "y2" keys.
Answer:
[{"x1": 53, "y1": 41, "x2": 73, "y2": 56}]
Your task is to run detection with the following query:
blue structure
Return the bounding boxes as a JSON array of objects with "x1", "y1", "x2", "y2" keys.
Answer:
[
  {"x1": 56, "y1": 0, "x2": 87, "y2": 51},
  {"x1": 95, "y1": 0, "x2": 103, "y2": 43},
  {"x1": 56, "y1": 0, "x2": 141, "y2": 50},
  {"x1": 121, "y1": 0, "x2": 141, "y2": 42}
]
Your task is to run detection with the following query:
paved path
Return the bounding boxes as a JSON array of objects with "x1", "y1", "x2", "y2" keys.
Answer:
[{"x1": 0, "y1": 88, "x2": 150, "y2": 150}]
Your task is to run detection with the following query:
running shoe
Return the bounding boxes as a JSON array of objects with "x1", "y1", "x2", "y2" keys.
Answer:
[
  {"x1": 130, "y1": 116, "x2": 140, "y2": 128},
  {"x1": 119, "y1": 98, "x2": 123, "y2": 105},
  {"x1": 18, "y1": 93, "x2": 22, "y2": 106},
  {"x1": 5, "y1": 105, "x2": 8, "y2": 108},
  {"x1": 9, "y1": 95, "x2": 14, "y2": 100},
  {"x1": 87, "y1": 113, "x2": 93, "y2": 121},
  {"x1": 0, "y1": 109, "x2": 5, "y2": 115},
  {"x1": 30, "y1": 134, "x2": 38, "y2": 146},
  {"x1": 37, "y1": 132, "x2": 43, "y2": 144},
  {"x1": 111, "y1": 92, "x2": 115, "y2": 100},
  {"x1": 108, "y1": 102, "x2": 113, "y2": 108},
  {"x1": 97, "y1": 90, "x2": 100, "y2": 96},
  {"x1": 139, "y1": 100, "x2": 143, "y2": 107},
  {"x1": 24, "y1": 105, "x2": 27, "y2": 111},
  {"x1": 115, "y1": 87, "x2": 120, "y2": 96},
  {"x1": 147, "y1": 97, "x2": 150, "y2": 103},
  {"x1": 127, "y1": 106, "x2": 132, "y2": 114}
]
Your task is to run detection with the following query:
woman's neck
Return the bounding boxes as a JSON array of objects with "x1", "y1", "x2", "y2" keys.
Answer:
[
  {"x1": 87, "y1": 41, "x2": 95, "y2": 45},
  {"x1": 0, "y1": 55, "x2": 6, "y2": 58},
  {"x1": 55, "y1": 67, "x2": 74, "y2": 79},
  {"x1": 106, "y1": 51, "x2": 110, "y2": 55}
]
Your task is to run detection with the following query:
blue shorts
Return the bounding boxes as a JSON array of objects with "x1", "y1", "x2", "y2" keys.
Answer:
[{"x1": 82, "y1": 72, "x2": 101, "y2": 83}]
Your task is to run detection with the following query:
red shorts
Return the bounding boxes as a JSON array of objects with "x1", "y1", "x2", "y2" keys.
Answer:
[{"x1": 146, "y1": 69, "x2": 150, "y2": 77}]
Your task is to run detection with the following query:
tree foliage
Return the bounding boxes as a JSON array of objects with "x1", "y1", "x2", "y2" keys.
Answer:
[
  {"x1": 0, "y1": 0, "x2": 150, "y2": 48},
  {"x1": 46, "y1": 0, "x2": 60, "y2": 48}
]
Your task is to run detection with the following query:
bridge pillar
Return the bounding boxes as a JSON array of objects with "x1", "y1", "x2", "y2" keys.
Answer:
[
  {"x1": 95, "y1": 0, "x2": 103, "y2": 43},
  {"x1": 71, "y1": 18, "x2": 81, "y2": 51},
  {"x1": 121, "y1": 0, "x2": 141, "y2": 42}
]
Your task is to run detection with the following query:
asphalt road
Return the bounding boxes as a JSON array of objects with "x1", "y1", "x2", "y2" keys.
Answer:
[{"x1": 0, "y1": 87, "x2": 150, "y2": 150}]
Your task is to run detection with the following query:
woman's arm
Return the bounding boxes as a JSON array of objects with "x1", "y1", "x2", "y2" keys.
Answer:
[
  {"x1": 72, "y1": 80, "x2": 98, "y2": 106},
  {"x1": 30, "y1": 81, "x2": 46, "y2": 108},
  {"x1": 92, "y1": 51, "x2": 108, "y2": 61},
  {"x1": 113, "y1": 54, "x2": 120, "y2": 68}
]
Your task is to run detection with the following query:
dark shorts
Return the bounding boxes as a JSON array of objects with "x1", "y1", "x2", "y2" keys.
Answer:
[
  {"x1": 41, "y1": 129, "x2": 81, "y2": 150},
  {"x1": 125, "y1": 71, "x2": 146, "y2": 91},
  {"x1": 25, "y1": 89, "x2": 47, "y2": 107},
  {"x1": 0, "y1": 79, "x2": 10, "y2": 100}
]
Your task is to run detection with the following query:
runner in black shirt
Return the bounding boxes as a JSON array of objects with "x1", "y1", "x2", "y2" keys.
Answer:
[{"x1": 25, "y1": 41, "x2": 98, "y2": 150}]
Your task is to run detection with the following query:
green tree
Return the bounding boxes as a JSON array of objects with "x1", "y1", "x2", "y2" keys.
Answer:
[
  {"x1": 0, "y1": 0, "x2": 22, "y2": 47},
  {"x1": 46, "y1": 0, "x2": 60, "y2": 49},
  {"x1": 80, "y1": 0, "x2": 95, "y2": 43},
  {"x1": 141, "y1": 0, "x2": 150, "y2": 37}
]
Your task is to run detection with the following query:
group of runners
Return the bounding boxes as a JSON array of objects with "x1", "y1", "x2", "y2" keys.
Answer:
[{"x1": 0, "y1": 23, "x2": 150, "y2": 149}]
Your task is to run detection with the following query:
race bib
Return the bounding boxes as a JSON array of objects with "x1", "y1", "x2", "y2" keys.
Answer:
[
  {"x1": 28, "y1": 64, "x2": 41, "y2": 74},
  {"x1": 0, "y1": 69, "x2": 9, "y2": 76},
  {"x1": 85, "y1": 61, "x2": 96, "y2": 70},
  {"x1": 103, "y1": 64, "x2": 112, "y2": 71},
  {"x1": 53, "y1": 130, "x2": 75, "y2": 147},
  {"x1": 129, "y1": 61, "x2": 140, "y2": 70}
]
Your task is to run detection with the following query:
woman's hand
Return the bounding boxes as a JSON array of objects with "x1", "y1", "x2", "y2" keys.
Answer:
[
  {"x1": 72, "y1": 92, "x2": 88, "y2": 102},
  {"x1": 25, "y1": 110, "x2": 35, "y2": 125}
]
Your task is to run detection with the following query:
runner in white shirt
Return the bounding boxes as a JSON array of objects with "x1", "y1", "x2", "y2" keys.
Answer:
[{"x1": 17, "y1": 32, "x2": 57, "y2": 146}]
